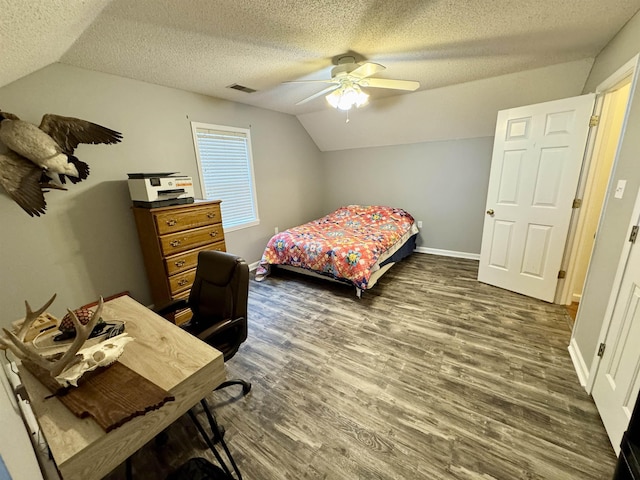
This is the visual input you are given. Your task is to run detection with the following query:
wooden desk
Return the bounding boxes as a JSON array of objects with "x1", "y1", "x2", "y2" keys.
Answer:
[{"x1": 18, "y1": 295, "x2": 225, "y2": 480}]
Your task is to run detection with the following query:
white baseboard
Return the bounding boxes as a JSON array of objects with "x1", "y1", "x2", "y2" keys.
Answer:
[
  {"x1": 572, "y1": 293, "x2": 582, "y2": 303},
  {"x1": 250, "y1": 248, "x2": 478, "y2": 272},
  {"x1": 568, "y1": 337, "x2": 590, "y2": 389},
  {"x1": 248, "y1": 261, "x2": 260, "y2": 272},
  {"x1": 415, "y1": 247, "x2": 480, "y2": 261}
]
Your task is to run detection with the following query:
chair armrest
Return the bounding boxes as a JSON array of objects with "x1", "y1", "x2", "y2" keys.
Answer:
[
  {"x1": 191, "y1": 317, "x2": 245, "y2": 342},
  {"x1": 153, "y1": 299, "x2": 189, "y2": 318}
]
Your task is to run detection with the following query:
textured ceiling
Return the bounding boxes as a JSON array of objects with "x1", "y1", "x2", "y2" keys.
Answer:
[
  {"x1": 0, "y1": 0, "x2": 112, "y2": 88},
  {"x1": 2, "y1": 0, "x2": 640, "y2": 115}
]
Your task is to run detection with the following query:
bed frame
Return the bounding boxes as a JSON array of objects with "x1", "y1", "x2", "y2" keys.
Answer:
[{"x1": 274, "y1": 228, "x2": 418, "y2": 298}]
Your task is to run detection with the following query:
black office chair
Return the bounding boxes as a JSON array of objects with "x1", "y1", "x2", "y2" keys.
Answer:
[{"x1": 156, "y1": 250, "x2": 251, "y2": 396}]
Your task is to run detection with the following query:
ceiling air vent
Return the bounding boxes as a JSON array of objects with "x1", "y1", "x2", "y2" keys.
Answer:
[{"x1": 227, "y1": 84, "x2": 257, "y2": 93}]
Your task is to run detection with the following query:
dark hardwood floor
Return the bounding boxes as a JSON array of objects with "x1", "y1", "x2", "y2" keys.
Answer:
[{"x1": 109, "y1": 254, "x2": 616, "y2": 480}]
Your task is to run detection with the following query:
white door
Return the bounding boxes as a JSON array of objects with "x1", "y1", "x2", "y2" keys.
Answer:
[
  {"x1": 478, "y1": 94, "x2": 595, "y2": 302},
  {"x1": 592, "y1": 207, "x2": 640, "y2": 455}
]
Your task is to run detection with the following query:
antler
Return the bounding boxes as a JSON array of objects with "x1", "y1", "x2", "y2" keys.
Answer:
[
  {"x1": 0, "y1": 293, "x2": 57, "y2": 351},
  {"x1": 1, "y1": 297, "x2": 104, "y2": 377},
  {"x1": 13, "y1": 293, "x2": 57, "y2": 342}
]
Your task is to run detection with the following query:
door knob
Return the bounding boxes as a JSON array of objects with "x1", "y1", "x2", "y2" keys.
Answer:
[{"x1": 486, "y1": 209, "x2": 495, "y2": 216}]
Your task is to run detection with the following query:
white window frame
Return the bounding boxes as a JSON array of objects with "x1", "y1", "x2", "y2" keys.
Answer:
[{"x1": 191, "y1": 122, "x2": 260, "y2": 233}]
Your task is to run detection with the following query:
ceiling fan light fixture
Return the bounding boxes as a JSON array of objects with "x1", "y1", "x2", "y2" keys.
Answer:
[{"x1": 326, "y1": 84, "x2": 369, "y2": 111}]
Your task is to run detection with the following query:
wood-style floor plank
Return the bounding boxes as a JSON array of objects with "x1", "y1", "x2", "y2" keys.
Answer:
[{"x1": 107, "y1": 254, "x2": 616, "y2": 479}]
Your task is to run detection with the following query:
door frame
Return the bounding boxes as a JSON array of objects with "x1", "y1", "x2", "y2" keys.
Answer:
[
  {"x1": 565, "y1": 54, "x2": 640, "y2": 391},
  {"x1": 590, "y1": 186, "x2": 640, "y2": 452},
  {"x1": 558, "y1": 55, "x2": 639, "y2": 308},
  {"x1": 586, "y1": 188, "x2": 640, "y2": 392}
]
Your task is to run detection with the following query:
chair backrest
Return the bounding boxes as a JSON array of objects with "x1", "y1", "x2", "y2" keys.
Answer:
[{"x1": 188, "y1": 250, "x2": 249, "y2": 360}]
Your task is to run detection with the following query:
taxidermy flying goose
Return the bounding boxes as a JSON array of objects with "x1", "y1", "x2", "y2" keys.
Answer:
[
  {"x1": 0, "y1": 150, "x2": 66, "y2": 217},
  {"x1": 0, "y1": 111, "x2": 122, "y2": 185},
  {"x1": 0, "y1": 110, "x2": 122, "y2": 216}
]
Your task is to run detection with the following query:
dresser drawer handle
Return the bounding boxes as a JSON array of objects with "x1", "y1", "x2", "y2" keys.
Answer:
[
  {"x1": 170, "y1": 240, "x2": 181, "y2": 247},
  {"x1": 166, "y1": 219, "x2": 177, "y2": 226},
  {"x1": 209, "y1": 231, "x2": 218, "y2": 237},
  {"x1": 207, "y1": 212, "x2": 216, "y2": 219},
  {"x1": 178, "y1": 279, "x2": 189, "y2": 286},
  {"x1": 175, "y1": 260, "x2": 186, "y2": 267}
]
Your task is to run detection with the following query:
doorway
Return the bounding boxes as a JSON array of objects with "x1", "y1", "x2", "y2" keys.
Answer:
[{"x1": 562, "y1": 78, "x2": 632, "y2": 326}]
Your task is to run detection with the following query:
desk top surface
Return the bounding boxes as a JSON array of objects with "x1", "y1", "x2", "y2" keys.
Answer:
[{"x1": 18, "y1": 295, "x2": 225, "y2": 480}]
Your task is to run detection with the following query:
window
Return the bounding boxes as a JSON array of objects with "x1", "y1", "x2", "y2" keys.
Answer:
[{"x1": 191, "y1": 122, "x2": 259, "y2": 232}]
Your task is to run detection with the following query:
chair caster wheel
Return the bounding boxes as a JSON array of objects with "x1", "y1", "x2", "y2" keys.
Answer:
[{"x1": 212, "y1": 425, "x2": 225, "y2": 444}]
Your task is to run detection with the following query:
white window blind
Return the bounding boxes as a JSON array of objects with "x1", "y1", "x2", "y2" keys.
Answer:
[{"x1": 191, "y1": 123, "x2": 259, "y2": 231}]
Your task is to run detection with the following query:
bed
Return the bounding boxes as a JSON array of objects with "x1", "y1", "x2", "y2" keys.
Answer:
[{"x1": 255, "y1": 205, "x2": 419, "y2": 296}]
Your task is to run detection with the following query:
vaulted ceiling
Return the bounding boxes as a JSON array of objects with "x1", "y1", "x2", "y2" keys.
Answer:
[{"x1": 2, "y1": 0, "x2": 640, "y2": 116}]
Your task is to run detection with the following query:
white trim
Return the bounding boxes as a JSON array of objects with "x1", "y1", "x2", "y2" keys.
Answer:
[
  {"x1": 572, "y1": 293, "x2": 582, "y2": 303},
  {"x1": 415, "y1": 246, "x2": 480, "y2": 260},
  {"x1": 595, "y1": 54, "x2": 639, "y2": 93},
  {"x1": 248, "y1": 260, "x2": 260, "y2": 272},
  {"x1": 224, "y1": 220, "x2": 260, "y2": 234},
  {"x1": 559, "y1": 56, "x2": 639, "y2": 306},
  {"x1": 567, "y1": 54, "x2": 640, "y2": 391},
  {"x1": 568, "y1": 337, "x2": 590, "y2": 387},
  {"x1": 585, "y1": 187, "x2": 640, "y2": 392},
  {"x1": 190, "y1": 121, "x2": 261, "y2": 231},
  {"x1": 557, "y1": 93, "x2": 604, "y2": 304},
  {"x1": 255, "y1": 248, "x2": 484, "y2": 271}
]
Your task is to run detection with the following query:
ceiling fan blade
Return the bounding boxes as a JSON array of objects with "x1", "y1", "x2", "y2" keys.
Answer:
[
  {"x1": 283, "y1": 79, "x2": 340, "y2": 85},
  {"x1": 362, "y1": 78, "x2": 420, "y2": 91},
  {"x1": 296, "y1": 85, "x2": 340, "y2": 105},
  {"x1": 349, "y1": 62, "x2": 385, "y2": 79}
]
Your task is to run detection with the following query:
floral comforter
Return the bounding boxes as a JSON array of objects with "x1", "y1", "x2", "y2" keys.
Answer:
[{"x1": 255, "y1": 205, "x2": 416, "y2": 290}]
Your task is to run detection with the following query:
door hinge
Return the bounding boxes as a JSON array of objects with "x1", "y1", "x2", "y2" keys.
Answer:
[
  {"x1": 589, "y1": 115, "x2": 600, "y2": 127},
  {"x1": 597, "y1": 342, "x2": 606, "y2": 357},
  {"x1": 558, "y1": 270, "x2": 566, "y2": 279},
  {"x1": 572, "y1": 198, "x2": 582, "y2": 209},
  {"x1": 630, "y1": 225, "x2": 639, "y2": 244}
]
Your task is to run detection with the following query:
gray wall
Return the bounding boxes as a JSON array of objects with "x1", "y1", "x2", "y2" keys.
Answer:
[
  {"x1": 321, "y1": 137, "x2": 494, "y2": 254},
  {"x1": 314, "y1": 61, "x2": 593, "y2": 257},
  {"x1": 0, "y1": 63, "x2": 323, "y2": 323},
  {"x1": 572, "y1": 11, "x2": 640, "y2": 367}
]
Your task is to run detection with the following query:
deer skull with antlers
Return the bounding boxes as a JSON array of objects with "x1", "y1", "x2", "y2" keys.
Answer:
[{"x1": 1, "y1": 294, "x2": 131, "y2": 386}]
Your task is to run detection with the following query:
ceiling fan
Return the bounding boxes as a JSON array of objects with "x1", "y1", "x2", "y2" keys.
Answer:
[{"x1": 286, "y1": 55, "x2": 420, "y2": 110}]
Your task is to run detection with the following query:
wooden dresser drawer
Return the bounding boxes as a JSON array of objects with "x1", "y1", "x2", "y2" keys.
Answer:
[
  {"x1": 164, "y1": 241, "x2": 226, "y2": 276},
  {"x1": 131, "y1": 200, "x2": 225, "y2": 316},
  {"x1": 160, "y1": 224, "x2": 224, "y2": 256},
  {"x1": 154, "y1": 203, "x2": 222, "y2": 235},
  {"x1": 174, "y1": 308, "x2": 192, "y2": 326},
  {"x1": 172, "y1": 290, "x2": 192, "y2": 326},
  {"x1": 169, "y1": 268, "x2": 197, "y2": 295}
]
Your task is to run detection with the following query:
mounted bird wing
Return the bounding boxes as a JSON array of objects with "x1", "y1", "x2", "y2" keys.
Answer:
[
  {"x1": 0, "y1": 150, "x2": 47, "y2": 217},
  {"x1": 39, "y1": 114, "x2": 123, "y2": 154}
]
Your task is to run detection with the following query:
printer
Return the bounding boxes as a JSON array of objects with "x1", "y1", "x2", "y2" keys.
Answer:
[{"x1": 127, "y1": 173, "x2": 195, "y2": 208}]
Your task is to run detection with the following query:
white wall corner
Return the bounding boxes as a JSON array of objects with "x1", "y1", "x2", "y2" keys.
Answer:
[
  {"x1": 568, "y1": 336, "x2": 590, "y2": 389},
  {"x1": 414, "y1": 246, "x2": 480, "y2": 261}
]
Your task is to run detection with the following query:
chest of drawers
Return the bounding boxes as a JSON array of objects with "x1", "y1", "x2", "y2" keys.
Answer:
[{"x1": 132, "y1": 200, "x2": 226, "y2": 324}]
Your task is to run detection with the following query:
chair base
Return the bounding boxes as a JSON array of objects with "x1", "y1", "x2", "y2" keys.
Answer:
[
  {"x1": 188, "y1": 399, "x2": 243, "y2": 479},
  {"x1": 215, "y1": 379, "x2": 251, "y2": 396}
]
